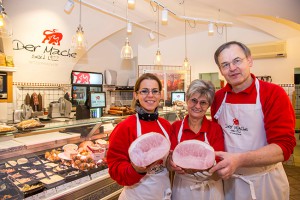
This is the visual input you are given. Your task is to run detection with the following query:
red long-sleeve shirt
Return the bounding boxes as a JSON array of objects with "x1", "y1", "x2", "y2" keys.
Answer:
[
  {"x1": 107, "y1": 114, "x2": 172, "y2": 186},
  {"x1": 210, "y1": 74, "x2": 296, "y2": 161},
  {"x1": 171, "y1": 115, "x2": 225, "y2": 154}
]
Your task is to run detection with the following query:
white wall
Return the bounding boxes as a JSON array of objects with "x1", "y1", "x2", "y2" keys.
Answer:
[
  {"x1": 2, "y1": 0, "x2": 300, "y2": 124},
  {"x1": 6, "y1": 0, "x2": 300, "y2": 86}
]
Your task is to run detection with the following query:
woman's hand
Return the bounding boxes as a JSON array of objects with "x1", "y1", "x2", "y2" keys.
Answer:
[
  {"x1": 131, "y1": 160, "x2": 160, "y2": 174},
  {"x1": 166, "y1": 151, "x2": 185, "y2": 174}
]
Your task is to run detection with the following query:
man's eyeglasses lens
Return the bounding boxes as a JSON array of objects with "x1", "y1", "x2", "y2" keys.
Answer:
[
  {"x1": 138, "y1": 89, "x2": 160, "y2": 95},
  {"x1": 190, "y1": 98, "x2": 209, "y2": 107},
  {"x1": 221, "y1": 57, "x2": 245, "y2": 69}
]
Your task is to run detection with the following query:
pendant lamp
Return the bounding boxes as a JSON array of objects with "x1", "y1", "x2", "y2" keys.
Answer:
[
  {"x1": 0, "y1": 0, "x2": 12, "y2": 37},
  {"x1": 154, "y1": 5, "x2": 162, "y2": 65},
  {"x1": 183, "y1": 19, "x2": 189, "y2": 69},
  {"x1": 72, "y1": 0, "x2": 87, "y2": 50},
  {"x1": 121, "y1": 1, "x2": 133, "y2": 59}
]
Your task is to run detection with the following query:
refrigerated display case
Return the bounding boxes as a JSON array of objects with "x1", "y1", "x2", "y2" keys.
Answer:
[{"x1": 71, "y1": 71, "x2": 104, "y2": 118}]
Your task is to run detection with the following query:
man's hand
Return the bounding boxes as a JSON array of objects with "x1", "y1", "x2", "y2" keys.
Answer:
[{"x1": 209, "y1": 151, "x2": 241, "y2": 180}]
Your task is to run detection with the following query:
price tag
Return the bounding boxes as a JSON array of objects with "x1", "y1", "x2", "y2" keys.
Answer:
[
  {"x1": 37, "y1": 191, "x2": 46, "y2": 199},
  {"x1": 100, "y1": 168, "x2": 109, "y2": 175},
  {"x1": 81, "y1": 176, "x2": 91, "y2": 182},
  {"x1": 44, "y1": 188, "x2": 57, "y2": 197},
  {"x1": 56, "y1": 184, "x2": 67, "y2": 192},
  {"x1": 90, "y1": 171, "x2": 101, "y2": 179},
  {"x1": 64, "y1": 182, "x2": 74, "y2": 189},
  {"x1": 74, "y1": 178, "x2": 81, "y2": 185}
]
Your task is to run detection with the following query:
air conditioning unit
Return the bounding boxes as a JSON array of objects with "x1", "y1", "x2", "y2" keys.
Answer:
[{"x1": 247, "y1": 41, "x2": 287, "y2": 59}]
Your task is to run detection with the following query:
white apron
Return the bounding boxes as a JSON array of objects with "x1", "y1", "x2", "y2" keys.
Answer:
[
  {"x1": 118, "y1": 114, "x2": 172, "y2": 200},
  {"x1": 171, "y1": 117, "x2": 224, "y2": 200},
  {"x1": 214, "y1": 79, "x2": 289, "y2": 200}
]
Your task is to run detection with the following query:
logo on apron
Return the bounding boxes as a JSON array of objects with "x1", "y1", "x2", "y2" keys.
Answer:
[
  {"x1": 224, "y1": 118, "x2": 248, "y2": 135},
  {"x1": 148, "y1": 160, "x2": 165, "y2": 174}
]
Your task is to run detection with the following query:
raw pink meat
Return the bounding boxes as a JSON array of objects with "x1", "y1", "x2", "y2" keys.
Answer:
[
  {"x1": 173, "y1": 140, "x2": 215, "y2": 170},
  {"x1": 129, "y1": 132, "x2": 170, "y2": 167}
]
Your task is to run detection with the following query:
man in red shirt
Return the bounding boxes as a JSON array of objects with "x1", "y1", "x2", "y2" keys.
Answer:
[{"x1": 209, "y1": 41, "x2": 296, "y2": 200}]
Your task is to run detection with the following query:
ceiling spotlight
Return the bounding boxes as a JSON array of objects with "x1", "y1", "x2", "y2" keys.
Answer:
[
  {"x1": 162, "y1": 8, "x2": 168, "y2": 23},
  {"x1": 127, "y1": 21, "x2": 132, "y2": 33},
  {"x1": 149, "y1": 30, "x2": 155, "y2": 40},
  {"x1": 128, "y1": 0, "x2": 135, "y2": 6},
  {"x1": 64, "y1": 0, "x2": 74, "y2": 13},
  {"x1": 208, "y1": 22, "x2": 214, "y2": 34}
]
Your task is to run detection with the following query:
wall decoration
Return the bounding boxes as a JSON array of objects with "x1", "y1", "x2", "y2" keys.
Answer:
[{"x1": 138, "y1": 65, "x2": 191, "y2": 101}]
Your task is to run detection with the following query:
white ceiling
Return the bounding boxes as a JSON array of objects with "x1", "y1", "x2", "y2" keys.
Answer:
[{"x1": 83, "y1": 0, "x2": 300, "y2": 40}]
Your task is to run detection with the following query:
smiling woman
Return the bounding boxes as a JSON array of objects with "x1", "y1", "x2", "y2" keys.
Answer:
[{"x1": 107, "y1": 73, "x2": 173, "y2": 200}]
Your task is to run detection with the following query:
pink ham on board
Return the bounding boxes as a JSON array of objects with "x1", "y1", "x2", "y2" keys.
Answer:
[
  {"x1": 129, "y1": 132, "x2": 170, "y2": 167},
  {"x1": 173, "y1": 140, "x2": 215, "y2": 170}
]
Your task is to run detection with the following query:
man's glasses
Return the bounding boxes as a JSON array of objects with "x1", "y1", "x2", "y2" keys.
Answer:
[
  {"x1": 189, "y1": 98, "x2": 209, "y2": 108},
  {"x1": 220, "y1": 57, "x2": 246, "y2": 70},
  {"x1": 137, "y1": 88, "x2": 161, "y2": 96}
]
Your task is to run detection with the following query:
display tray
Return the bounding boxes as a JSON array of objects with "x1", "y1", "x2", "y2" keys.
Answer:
[
  {"x1": 0, "y1": 187, "x2": 20, "y2": 200},
  {"x1": 58, "y1": 168, "x2": 87, "y2": 183},
  {"x1": 39, "y1": 174, "x2": 65, "y2": 189},
  {"x1": 38, "y1": 117, "x2": 51, "y2": 122},
  {"x1": 0, "y1": 130, "x2": 17, "y2": 135},
  {"x1": 18, "y1": 182, "x2": 45, "y2": 198},
  {"x1": 16, "y1": 124, "x2": 46, "y2": 132},
  {"x1": 0, "y1": 125, "x2": 17, "y2": 134}
]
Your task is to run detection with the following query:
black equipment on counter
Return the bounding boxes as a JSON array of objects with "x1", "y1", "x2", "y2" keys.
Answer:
[{"x1": 76, "y1": 105, "x2": 90, "y2": 120}]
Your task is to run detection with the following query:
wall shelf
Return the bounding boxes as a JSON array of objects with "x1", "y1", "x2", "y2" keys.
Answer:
[{"x1": 0, "y1": 66, "x2": 17, "y2": 72}]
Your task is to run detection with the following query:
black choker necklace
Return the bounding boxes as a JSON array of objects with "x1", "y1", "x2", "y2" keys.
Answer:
[
  {"x1": 136, "y1": 106, "x2": 158, "y2": 121},
  {"x1": 138, "y1": 112, "x2": 158, "y2": 121}
]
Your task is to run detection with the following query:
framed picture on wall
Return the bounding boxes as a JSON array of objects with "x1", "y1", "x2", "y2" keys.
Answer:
[{"x1": 138, "y1": 65, "x2": 191, "y2": 101}]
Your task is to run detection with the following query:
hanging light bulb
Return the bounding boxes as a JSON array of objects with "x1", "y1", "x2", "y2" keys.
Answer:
[
  {"x1": 121, "y1": 37, "x2": 133, "y2": 59},
  {"x1": 183, "y1": 57, "x2": 189, "y2": 68},
  {"x1": 0, "y1": 1, "x2": 12, "y2": 37},
  {"x1": 121, "y1": 1, "x2": 133, "y2": 59},
  {"x1": 154, "y1": 49, "x2": 162, "y2": 65},
  {"x1": 72, "y1": 0, "x2": 87, "y2": 49}
]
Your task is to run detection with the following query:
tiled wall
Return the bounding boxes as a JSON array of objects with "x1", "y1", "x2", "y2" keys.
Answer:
[
  {"x1": 2, "y1": 82, "x2": 296, "y2": 122},
  {"x1": 4, "y1": 83, "x2": 71, "y2": 122},
  {"x1": 294, "y1": 84, "x2": 300, "y2": 115}
]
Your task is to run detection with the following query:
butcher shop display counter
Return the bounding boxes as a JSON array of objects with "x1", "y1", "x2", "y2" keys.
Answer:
[{"x1": 0, "y1": 117, "x2": 124, "y2": 200}]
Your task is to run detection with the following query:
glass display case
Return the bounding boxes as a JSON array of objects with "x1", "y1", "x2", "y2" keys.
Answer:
[{"x1": 0, "y1": 117, "x2": 124, "y2": 200}]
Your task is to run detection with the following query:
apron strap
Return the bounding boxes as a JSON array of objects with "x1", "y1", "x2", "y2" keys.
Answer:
[
  {"x1": 190, "y1": 180, "x2": 214, "y2": 200},
  {"x1": 177, "y1": 118, "x2": 185, "y2": 143},
  {"x1": 136, "y1": 113, "x2": 142, "y2": 137},
  {"x1": 232, "y1": 174, "x2": 257, "y2": 200},
  {"x1": 178, "y1": 116, "x2": 210, "y2": 145},
  {"x1": 136, "y1": 113, "x2": 170, "y2": 141},
  {"x1": 214, "y1": 93, "x2": 227, "y2": 120}
]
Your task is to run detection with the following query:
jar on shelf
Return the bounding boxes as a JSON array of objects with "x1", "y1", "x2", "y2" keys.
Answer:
[
  {"x1": 0, "y1": 51, "x2": 6, "y2": 66},
  {"x1": 5, "y1": 55, "x2": 14, "y2": 67}
]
